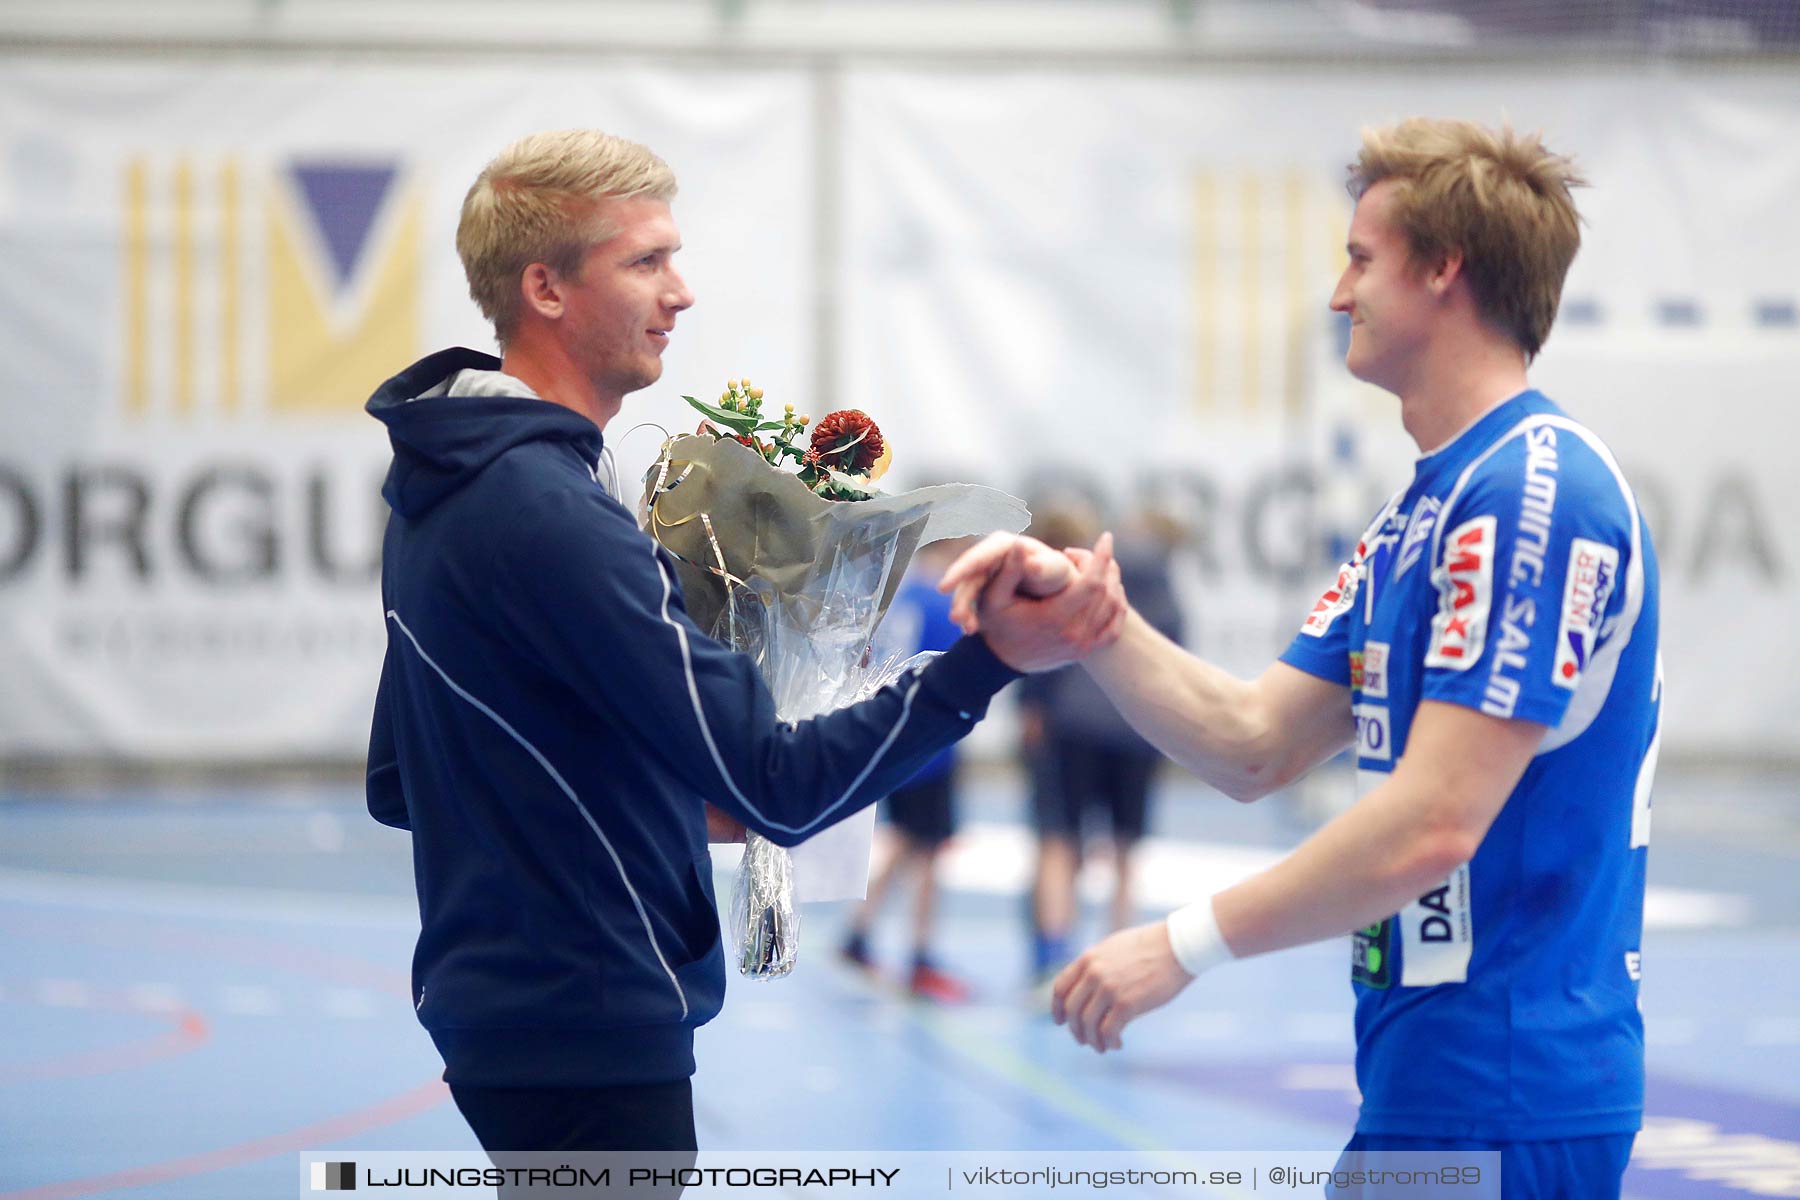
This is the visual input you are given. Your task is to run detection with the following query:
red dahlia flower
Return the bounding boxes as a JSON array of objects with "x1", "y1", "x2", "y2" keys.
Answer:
[{"x1": 809, "y1": 410, "x2": 885, "y2": 474}]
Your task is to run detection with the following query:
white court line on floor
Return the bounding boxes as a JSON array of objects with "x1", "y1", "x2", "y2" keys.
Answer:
[
  {"x1": 220, "y1": 984, "x2": 280, "y2": 1016},
  {"x1": 1746, "y1": 1018, "x2": 1800, "y2": 1046},
  {"x1": 322, "y1": 988, "x2": 380, "y2": 1020},
  {"x1": 1280, "y1": 1063, "x2": 1361, "y2": 1096},
  {"x1": 15, "y1": 979, "x2": 401, "y2": 1022},
  {"x1": 125, "y1": 982, "x2": 183, "y2": 1013},
  {"x1": 1175, "y1": 1012, "x2": 1250, "y2": 1041},
  {"x1": 1644, "y1": 1017, "x2": 1699, "y2": 1046},
  {"x1": 0, "y1": 867, "x2": 419, "y2": 928},
  {"x1": 1282, "y1": 1013, "x2": 1351, "y2": 1043},
  {"x1": 37, "y1": 978, "x2": 91, "y2": 1007},
  {"x1": 932, "y1": 824, "x2": 1755, "y2": 931},
  {"x1": 0, "y1": 828, "x2": 1756, "y2": 939}
]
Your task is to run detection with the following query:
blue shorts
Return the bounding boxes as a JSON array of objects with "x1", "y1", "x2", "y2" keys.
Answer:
[{"x1": 1332, "y1": 1132, "x2": 1635, "y2": 1200}]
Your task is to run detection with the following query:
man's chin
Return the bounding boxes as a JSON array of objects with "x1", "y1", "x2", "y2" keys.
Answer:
[{"x1": 616, "y1": 362, "x2": 663, "y2": 397}]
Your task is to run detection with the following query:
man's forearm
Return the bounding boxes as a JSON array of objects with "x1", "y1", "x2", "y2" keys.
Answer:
[
  {"x1": 1082, "y1": 610, "x2": 1310, "y2": 801},
  {"x1": 1206, "y1": 700, "x2": 1539, "y2": 959},
  {"x1": 1209, "y1": 776, "x2": 1474, "y2": 958}
]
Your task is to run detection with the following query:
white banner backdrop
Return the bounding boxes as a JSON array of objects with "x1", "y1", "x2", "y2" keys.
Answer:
[
  {"x1": 0, "y1": 58, "x2": 815, "y2": 756},
  {"x1": 2, "y1": 57, "x2": 1796, "y2": 759},
  {"x1": 840, "y1": 67, "x2": 1800, "y2": 758}
]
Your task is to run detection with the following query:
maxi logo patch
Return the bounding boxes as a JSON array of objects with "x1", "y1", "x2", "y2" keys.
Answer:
[
  {"x1": 1424, "y1": 516, "x2": 1495, "y2": 671},
  {"x1": 1553, "y1": 536, "x2": 1620, "y2": 690}
]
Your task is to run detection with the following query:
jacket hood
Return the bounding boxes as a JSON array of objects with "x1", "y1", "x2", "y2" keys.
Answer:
[{"x1": 366, "y1": 347, "x2": 604, "y2": 518}]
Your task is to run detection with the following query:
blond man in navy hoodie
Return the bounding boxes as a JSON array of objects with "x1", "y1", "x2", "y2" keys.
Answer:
[{"x1": 364, "y1": 129, "x2": 1123, "y2": 1156}]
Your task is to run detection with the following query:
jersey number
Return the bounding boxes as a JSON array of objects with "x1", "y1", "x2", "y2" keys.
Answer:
[{"x1": 1629, "y1": 654, "x2": 1663, "y2": 849}]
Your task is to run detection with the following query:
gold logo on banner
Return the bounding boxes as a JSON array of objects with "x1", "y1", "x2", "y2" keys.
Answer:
[
  {"x1": 120, "y1": 155, "x2": 423, "y2": 421},
  {"x1": 1190, "y1": 168, "x2": 1350, "y2": 419}
]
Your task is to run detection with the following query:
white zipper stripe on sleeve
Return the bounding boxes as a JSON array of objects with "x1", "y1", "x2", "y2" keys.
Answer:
[
  {"x1": 648, "y1": 546, "x2": 923, "y2": 838},
  {"x1": 1531, "y1": 418, "x2": 1645, "y2": 752},
  {"x1": 386, "y1": 610, "x2": 688, "y2": 1020}
]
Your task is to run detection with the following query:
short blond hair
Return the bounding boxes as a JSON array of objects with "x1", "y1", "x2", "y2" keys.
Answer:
[
  {"x1": 1349, "y1": 119, "x2": 1584, "y2": 360},
  {"x1": 457, "y1": 129, "x2": 677, "y2": 343}
]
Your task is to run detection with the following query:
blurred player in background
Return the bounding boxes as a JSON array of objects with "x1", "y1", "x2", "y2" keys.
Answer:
[
  {"x1": 840, "y1": 536, "x2": 978, "y2": 1002},
  {"x1": 1018, "y1": 504, "x2": 1186, "y2": 983}
]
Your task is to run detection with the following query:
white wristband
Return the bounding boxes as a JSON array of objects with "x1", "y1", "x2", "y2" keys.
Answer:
[{"x1": 1165, "y1": 897, "x2": 1234, "y2": 979}]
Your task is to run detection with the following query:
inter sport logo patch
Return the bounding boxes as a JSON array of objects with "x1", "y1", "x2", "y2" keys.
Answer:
[{"x1": 1552, "y1": 537, "x2": 1620, "y2": 689}]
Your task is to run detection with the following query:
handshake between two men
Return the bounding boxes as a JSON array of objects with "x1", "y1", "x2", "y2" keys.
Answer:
[{"x1": 937, "y1": 530, "x2": 1215, "y2": 1056}]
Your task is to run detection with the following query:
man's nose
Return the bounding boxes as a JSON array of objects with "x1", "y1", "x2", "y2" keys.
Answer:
[
  {"x1": 665, "y1": 270, "x2": 694, "y2": 313},
  {"x1": 1328, "y1": 274, "x2": 1353, "y2": 313}
]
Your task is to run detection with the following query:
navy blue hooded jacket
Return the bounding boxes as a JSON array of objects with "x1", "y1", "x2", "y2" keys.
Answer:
[{"x1": 365, "y1": 348, "x2": 1019, "y2": 1088}]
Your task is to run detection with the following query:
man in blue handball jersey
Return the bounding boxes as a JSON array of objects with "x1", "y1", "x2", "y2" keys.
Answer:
[{"x1": 942, "y1": 118, "x2": 1661, "y2": 1198}]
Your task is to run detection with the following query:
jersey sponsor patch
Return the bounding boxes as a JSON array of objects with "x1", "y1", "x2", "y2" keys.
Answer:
[
  {"x1": 1424, "y1": 516, "x2": 1495, "y2": 671},
  {"x1": 1353, "y1": 919, "x2": 1393, "y2": 989},
  {"x1": 1300, "y1": 542, "x2": 1365, "y2": 638},
  {"x1": 1399, "y1": 864, "x2": 1473, "y2": 986},
  {"x1": 1360, "y1": 641, "x2": 1390, "y2": 699},
  {"x1": 1354, "y1": 702, "x2": 1392, "y2": 762},
  {"x1": 1481, "y1": 594, "x2": 1536, "y2": 719},
  {"x1": 1552, "y1": 537, "x2": 1620, "y2": 690},
  {"x1": 1509, "y1": 424, "x2": 1561, "y2": 590}
]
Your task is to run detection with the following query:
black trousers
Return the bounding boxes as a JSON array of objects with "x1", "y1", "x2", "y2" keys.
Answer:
[{"x1": 450, "y1": 1079, "x2": 698, "y2": 1197}]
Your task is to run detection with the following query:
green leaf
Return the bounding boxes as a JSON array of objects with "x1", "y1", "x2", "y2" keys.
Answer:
[
  {"x1": 680, "y1": 394, "x2": 758, "y2": 435},
  {"x1": 814, "y1": 470, "x2": 874, "y2": 502}
]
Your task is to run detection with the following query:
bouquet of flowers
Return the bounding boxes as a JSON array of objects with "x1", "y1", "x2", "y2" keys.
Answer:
[{"x1": 641, "y1": 379, "x2": 1028, "y2": 978}]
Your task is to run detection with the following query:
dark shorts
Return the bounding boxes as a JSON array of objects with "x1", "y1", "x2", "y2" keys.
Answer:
[
  {"x1": 450, "y1": 1077, "x2": 697, "y2": 1152},
  {"x1": 1334, "y1": 1131, "x2": 1634, "y2": 1200},
  {"x1": 450, "y1": 1078, "x2": 699, "y2": 1196},
  {"x1": 879, "y1": 773, "x2": 955, "y2": 848},
  {"x1": 1030, "y1": 742, "x2": 1158, "y2": 844}
]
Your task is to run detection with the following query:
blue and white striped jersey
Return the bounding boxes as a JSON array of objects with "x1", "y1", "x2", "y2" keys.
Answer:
[{"x1": 1281, "y1": 389, "x2": 1662, "y2": 1140}]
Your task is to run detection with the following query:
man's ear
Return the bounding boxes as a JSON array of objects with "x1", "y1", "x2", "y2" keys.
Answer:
[
  {"x1": 519, "y1": 263, "x2": 564, "y2": 321},
  {"x1": 1426, "y1": 250, "x2": 1465, "y2": 297}
]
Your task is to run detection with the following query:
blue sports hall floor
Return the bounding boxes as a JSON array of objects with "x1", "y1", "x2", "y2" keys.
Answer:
[{"x1": 1, "y1": 763, "x2": 1796, "y2": 1199}]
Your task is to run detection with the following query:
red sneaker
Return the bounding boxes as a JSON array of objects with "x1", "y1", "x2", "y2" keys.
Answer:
[{"x1": 908, "y1": 959, "x2": 972, "y2": 1004}]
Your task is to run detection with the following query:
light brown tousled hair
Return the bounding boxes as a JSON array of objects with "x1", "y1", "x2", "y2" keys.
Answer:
[
  {"x1": 1349, "y1": 119, "x2": 1585, "y2": 360},
  {"x1": 457, "y1": 129, "x2": 677, "y2": 345}
]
